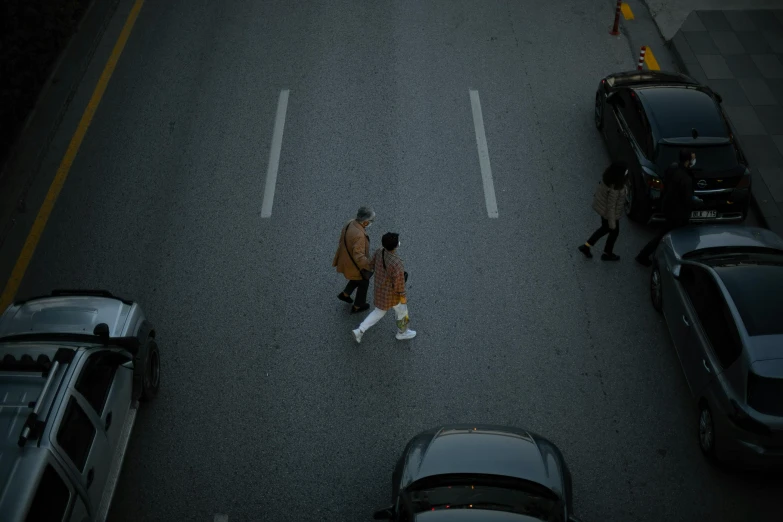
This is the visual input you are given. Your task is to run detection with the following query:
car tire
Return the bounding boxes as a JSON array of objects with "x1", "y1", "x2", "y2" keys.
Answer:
[
  {"x1": 594, "y1": 93, "x2": 604, "y2": 130},
  {"x1": 698, "y1": 401, "x2": 718, "y2": 463},
  {"x1": 650, "y1": 265, "x2": 663, "y2": 313},
  {"x1": 140, "y1": 338, "x2": 160, "y2": 402}
]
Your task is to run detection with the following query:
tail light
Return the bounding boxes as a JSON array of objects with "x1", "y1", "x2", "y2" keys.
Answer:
[
  {"x1": 642, "y1": 170, "x2": 663, "y2": 190},
  {"x1": 735, "y1": 168, "x2": 751, "y2": 189}
]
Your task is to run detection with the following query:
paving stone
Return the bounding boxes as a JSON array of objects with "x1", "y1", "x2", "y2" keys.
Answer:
[
  {"x1": 684, "y1": 62, "x2": 709, "y2": 85},
  {"x1": 698, "y1": 10, "x2": 732, "y2": 31},
  {"x1": 697, "y1": 55, "x2": 734, "y2": 79},
  {"x1": 711, "y1": 32, "x2": 746, "y2": 55},
  {"x1": 723, "y1": 105, "x2": 767, "y2": 135},
  {"x1": 756, "y1": 105, "x2": 783, "y2": 134},
  {"x1": 763, "y1": 30, "x2": 783, "y2": 53},
  {"x1": 751, "y1": 54, "x2": 783, "y2": 78},
  {"x1": 708, "y1": 79, "x2": 750, "y2": 105},
  {"x1": 672, "y1": 32, "x2": 697, "y2": 65},
  {"x1": 685, "y1": 31, "x2": 721, "y2": 54},
  {"x1": 758, "y1": 167, "x2": 783, "y2": 202},
  {"x1": 725, "y1": 55, "x2": 763, "y2": 78},
  {"x1": 750, "y1": 174, "x2": 783, "y2": 221},
  {"x1": 748, "y1": 10, "x2": 783, "y2": 31},
  {"x1": 725, "y1": 11, "x2": 756, "y2": 31},
  {"x1": 736, "y1": 31, "x2": 773, "y2": 53},
  {"x1": 741, "y1": 135, "x2": 783, "y2": 167},
  {"x1": 739, "y1": 78, "x2": 778, "y2": 105},
  {"x1": 681, "y1": 11, "x2": 706, "y2": 32}
]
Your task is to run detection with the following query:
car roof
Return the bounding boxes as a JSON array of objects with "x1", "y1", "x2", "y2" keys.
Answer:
[
  {"x1": 634, "y1": 86, "x2": 728, "y2": 140},
  {"x1": 713, "y1": 264, "x2": 783, "y2": 338}
]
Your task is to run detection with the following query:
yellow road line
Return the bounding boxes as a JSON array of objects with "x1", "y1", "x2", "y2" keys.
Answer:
[
  {"x1": 645, "y1": 46, "x2": 661, "y2": 70},
  {"x1": 621, "y1": 3, "x2": 634, "y2": 20},
  {"x1": 0, "y1": 0, "x2": 145, "y2": 312}
]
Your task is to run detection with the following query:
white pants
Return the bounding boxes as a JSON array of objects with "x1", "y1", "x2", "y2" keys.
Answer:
[{"x1": 358, "y1": 305, "x2": 407, "y2": 333}]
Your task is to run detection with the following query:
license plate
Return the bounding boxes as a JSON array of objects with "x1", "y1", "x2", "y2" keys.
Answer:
[{"x1": 691, "y1": 210, "x2": 717, "y2": 218}]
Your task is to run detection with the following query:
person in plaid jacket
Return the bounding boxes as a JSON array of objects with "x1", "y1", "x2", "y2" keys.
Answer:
[{"x1": 352, "y1": 232, "x2": 416, "y2": 343}]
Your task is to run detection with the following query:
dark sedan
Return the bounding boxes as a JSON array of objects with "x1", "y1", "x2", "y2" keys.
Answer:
[
  {"x1": 373, "y1": 425, "x2": 582, "y2": 522},
  {"x1": 650, "y1": 225, "x2": 783, "y2": 467},
  {"x1": 594, "y1": 70, "x2": 751, "y2": 224}
]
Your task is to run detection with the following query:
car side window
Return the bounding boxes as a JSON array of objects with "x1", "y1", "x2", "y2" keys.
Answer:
[
  {"x1": 679, "y1": 265, "x2": 742, "y2": 368},
  {"x1": 57, "y1": 397, "x2": 97, "y2": 472},
  {"x1": 75, "y1": 351, "x2": 125, "y2": 414},
  {"x1": 25, "y1": 464, "x2": 70, "y2": 522}
]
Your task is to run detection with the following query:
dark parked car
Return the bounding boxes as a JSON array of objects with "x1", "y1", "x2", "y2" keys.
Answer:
[
  {"x1": 650, "y1": 225, "x2": 783, "y2": 467},
  {"x1": 594, "y1": 70, "x2": 751, "y2": 224},
  {"x1": 373, "y1": 425, "x2": 582, "y2": 522}
]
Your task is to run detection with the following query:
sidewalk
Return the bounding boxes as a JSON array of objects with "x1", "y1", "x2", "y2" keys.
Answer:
[{"x1": 668, "y1": 9, "x2": 783, "y2": 235}]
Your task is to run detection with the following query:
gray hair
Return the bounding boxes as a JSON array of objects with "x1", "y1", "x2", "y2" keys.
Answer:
[{"x1": 356, "y1": 206, "x2": 375, "y2": 222}]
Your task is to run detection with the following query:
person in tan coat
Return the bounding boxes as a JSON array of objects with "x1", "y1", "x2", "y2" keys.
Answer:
[
  {"x1": 578, "y1": 162, "x2": 628, "y2": 261},
  {"x1": 334, "y1": 206, "x2": 375, "y2": 313}
]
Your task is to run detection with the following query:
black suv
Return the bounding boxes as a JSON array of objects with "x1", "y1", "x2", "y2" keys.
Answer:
[{"x1": 594, "y1": 71, "x2": 751, "y2": 224}]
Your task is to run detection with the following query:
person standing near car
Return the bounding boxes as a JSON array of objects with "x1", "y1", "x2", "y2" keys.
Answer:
[
  {"x1": 334, "y1": 206, "x2": 375, "y2": 314},
  {"x1": 578, "y1": 161, "x2": 628, "y2": 261},
  {"x1": 352, "y1": 232, "x2": 416, "y2": 343},
  {"x1": 635, "y1": 150, "x2": 696, "y2": 266}
]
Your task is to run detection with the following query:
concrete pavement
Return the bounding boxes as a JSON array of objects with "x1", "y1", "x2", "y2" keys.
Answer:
[{"x1": 0, "y1": 0, "x2": 780, "y2": 521}]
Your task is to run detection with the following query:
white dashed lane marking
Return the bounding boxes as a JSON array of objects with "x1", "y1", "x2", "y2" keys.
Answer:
[
  {"x1": 261, "y1": 89, "x2": 290, "y2": 218},
  {"x1": 214, "y1": 515, "x2": 228, "y2": 522},
  {"x1": 469, "y1": 89, "x2": 499, "y2": 219}
]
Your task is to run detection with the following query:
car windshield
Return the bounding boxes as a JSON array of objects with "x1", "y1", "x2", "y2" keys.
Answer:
[
  {"x1": 403, "y1": 476, "x2": 562, "y2": 522},
  {"x1": 655, "y1": 143, "x2": 738, "y2": 172},
  {"x1": 712, "y1": 262, "x2": 783, "y2": 336}
]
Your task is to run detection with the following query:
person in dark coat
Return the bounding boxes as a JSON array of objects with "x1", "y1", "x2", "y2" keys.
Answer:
[
  {"x1": 578, "y1": 161, "x2": 628, "y2": 261},
  {"x1": 333, "y1": 206, "x2": 375, "y2": 313},
  {"x1": 635, "y1": 149, "x2": 696, "y2": 266}
]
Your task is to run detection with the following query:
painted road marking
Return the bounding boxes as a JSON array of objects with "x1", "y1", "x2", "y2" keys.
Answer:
[
  {"x1": 214, "y1": 515, "x2": 228, "y2": 522},
  {"x1": 261, "y1": 89, "x2": 290, "y2": 219},
  {"x1": 0, "y1": 0, "x2": 145, "y2": 312},
  {"x1": 621, "y1": 3, "x2": 634, "y2": 20},
  {"x1": 645, "y1": 47, "x2": 661, "y2": 70},
  {"x1": 468, "y1": 90, "x2": 498, "y2": 219}
]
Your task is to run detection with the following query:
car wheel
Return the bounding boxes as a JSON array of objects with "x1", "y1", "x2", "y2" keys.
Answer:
[
  {"x1": 141, "y1": 338, "x2": 160, "y2": 401},
  {"x1": 698, "y1": 402, "x2": 717, "y2": 461},
  {"x1": 594, "y1": 93, "x2": 603, "y2": 130},
  {"x1": 650, "y1": 265, "x2": 663, "y2": 313}
]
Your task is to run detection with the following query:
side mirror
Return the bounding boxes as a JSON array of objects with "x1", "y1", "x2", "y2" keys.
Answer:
[
  {"x1": 672, "y1": 264, "x2": 681, "y2": 279},
  {"x1": 714, "y1": 92, "x2": 723, "y2": 103},
  {"x1": 373, "y1": 507, "x2": 394, "y2": 520}
]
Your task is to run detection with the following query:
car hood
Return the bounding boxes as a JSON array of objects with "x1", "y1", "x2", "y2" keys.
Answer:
[
  {"x1": 0, "y1": 296, "x2": 132, "y2": 338},
  {"x1": 399, "y1": 425, "x2": 567, "y2": 500},
  {"x1": 665, "y1": 225, "x2": 783, "y2": 259}
]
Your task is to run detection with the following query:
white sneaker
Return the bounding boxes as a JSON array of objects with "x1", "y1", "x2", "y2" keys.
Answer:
[
  {"x1": 352, "y1": 328, "x2": 364, "y2": 343},
  {"x1": 396, "y1": 329, "x2": 416, "y2": 341}
]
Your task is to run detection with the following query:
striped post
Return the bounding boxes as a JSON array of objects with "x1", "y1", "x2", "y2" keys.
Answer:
[
  {"x1": 610, "y1": 0, "x2": 622, "y2": 35},
  {"x1": 637, "y1": 46, "x2": 646, "y2": 70}
]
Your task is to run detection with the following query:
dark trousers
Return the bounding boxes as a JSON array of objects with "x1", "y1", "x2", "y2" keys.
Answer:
[
  {"x1": 343, "y1": 278, "x2": 369, "y2": 307},
  {"x1": 638, "y1": 223, "x2": 676, "y2": 261},
  {"x1": 586, "y1": 218, "x2": 620, "y2": 254}
]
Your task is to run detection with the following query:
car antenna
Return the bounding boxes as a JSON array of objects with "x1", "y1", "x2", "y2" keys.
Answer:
[{"x1": 692, "y1": 128, "x2": 698, "y2": 139}]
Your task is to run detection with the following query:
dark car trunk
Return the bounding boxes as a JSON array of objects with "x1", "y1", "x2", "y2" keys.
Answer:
[{"x1": 656, "y1": 143, "x2": 745, "y2": 188}]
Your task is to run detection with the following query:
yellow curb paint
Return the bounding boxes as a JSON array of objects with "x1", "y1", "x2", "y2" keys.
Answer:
[
  {"x1": 0, "y1": 0, "x2": 145, "y2": 312},
  {"x1": 645, "y1": 46, "x2": 661, "y2": 70},
  {"x1": 621, "y1": 3, "x2": 635, "y2": 20}
]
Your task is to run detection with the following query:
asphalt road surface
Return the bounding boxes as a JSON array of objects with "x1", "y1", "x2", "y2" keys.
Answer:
[{"x1": 2, "y1": 0, "x2": 780, "y2": 521}]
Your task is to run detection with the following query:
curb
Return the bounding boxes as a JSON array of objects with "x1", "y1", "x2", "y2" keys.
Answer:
[
  {"x1": 668, "y1": 30, "x2": 778, "y2": 233},
  {"x1": 0, "y1": 0, "x2": 123, "y2": 249}
]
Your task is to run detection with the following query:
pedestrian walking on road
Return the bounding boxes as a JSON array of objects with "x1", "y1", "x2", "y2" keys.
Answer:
[
  {"x1": 578, "y1": 161, "x2": 628, "y2": 261},
  {"x1": 635, "y1": 150, "x2": 696, "y2": 266},
  {"x1": 334, "y1": 206, "x2": 375, "y2": 314},
  {"x1": 352, "y1": 232, "x2": 416, "y2": 343}
]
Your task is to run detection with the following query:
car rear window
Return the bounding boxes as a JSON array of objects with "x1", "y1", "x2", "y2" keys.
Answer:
[
  {"x1": 655, "y1": 144, "x2": 738, "y2": 172},
  {"x1": 714, "y1": 265, "x2": 783, "y2": 336},
  {"x1": 747, "y1": 373, "x2": 783, "y2": 416}
]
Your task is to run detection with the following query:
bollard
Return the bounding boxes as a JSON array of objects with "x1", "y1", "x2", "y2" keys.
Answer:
[
  {"x1": 610, "y1": 0, "x2": 622, "y2": 35},
  {"x1": 637, "y1": 46, "x2": 646, "y2": 70}
]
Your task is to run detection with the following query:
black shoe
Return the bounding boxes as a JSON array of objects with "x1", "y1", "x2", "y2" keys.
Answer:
[
  {"x1": 337, "y1": 292, "x2": 353, "y2": 304},
  {"x1": 578, "y1": 244, "x2": 593, "y2": 259},
  {"x1": 351, "y1": 303, "x2": 370, "y2": 314},
  {"x1": 601, "y1": 253, "x2": 620, "y2": 261},
  {"x1": 635, "y1": 255, "x2": 652, "y2": 267}
]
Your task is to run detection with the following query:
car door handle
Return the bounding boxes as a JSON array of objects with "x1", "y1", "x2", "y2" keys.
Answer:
[
  {"x1": 105, "y1": 411, "x2": 112, "y2": 431},
  {"x1": 703, "y1": 360, "x2": 711, "y2": 373},
  {"x1": 682, "y1": 315, "x2": 690, "y2": 326},
  {"x1": 87, "y1": 467, "x2": 94, "y2": 488}
]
